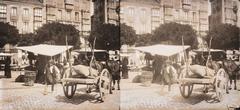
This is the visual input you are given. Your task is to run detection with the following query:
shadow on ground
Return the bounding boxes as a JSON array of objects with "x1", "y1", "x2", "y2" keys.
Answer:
[
  {"x1": 173, "y1": 91, "x2": 220, "y2": 105},
  {"x1": 55, "y1": 86, "x2": 105, "y2": 105}
]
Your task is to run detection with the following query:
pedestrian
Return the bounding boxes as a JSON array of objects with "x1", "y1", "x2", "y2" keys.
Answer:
[
  {"x1": 44, "y1": 60, "x2": 60, "y2": 94},
  {"x1": 162, "y1": 60, "x2": 176, "y2": 91},
  {"x1": 4, "y1": 56, "x2": 11, "y2": 78},
  {"x1": 215, "y1": 61, "x2": 229, "y2": 94},
  {"x1": 122, "y1": 57, "x2": 129, "y2": 79},
  {"x1": 152, "y1": 56, "x2": 163, "y2": 84}
]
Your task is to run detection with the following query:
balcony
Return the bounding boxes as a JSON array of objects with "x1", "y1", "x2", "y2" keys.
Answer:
[
  {"x1": 22, "y1": 16, "x2": 30, "y2": 21},
  {"x1": 65, "y1": 0, "x2": 74, "y2": 5},
  {"x1": 10, "y1": 15, "x2": 18, "y2": 21},
  {"x1": 34, "y1": 16, "x2": 42, "y2": 22},
  {"x1": 162, "y1": 1, "x2": 173, "y2": 8},
  {"x1": 182, "y1": 4, "x2": 191, "y2": 10},
  {"x1": 65, "y1": 0, "x2": 74, "y2": 10},
  {"x1": 65, "y1": 4, "x2": 74, "y2": 10}
]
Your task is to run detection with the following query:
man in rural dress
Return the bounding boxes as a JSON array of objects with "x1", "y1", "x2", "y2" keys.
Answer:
[{"x1": 162, "y1": 60, "x2": 177, "y2": 91}]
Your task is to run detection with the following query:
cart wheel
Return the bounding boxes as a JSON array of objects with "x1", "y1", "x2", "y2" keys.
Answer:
[
  {"x1": 63, "y1": 83, "x2": 77, "y2": 99},
  {"x1": 98, "y1": 69, "x2": 111, "y2": 102},
  {"x1": 179, "y1": 84, "x2": 194, "y2": 98},
  {"x1": 215, "y1": 79, "x2": 225, "y2": 101}
]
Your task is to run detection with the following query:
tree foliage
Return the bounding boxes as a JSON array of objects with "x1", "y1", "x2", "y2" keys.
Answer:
[
  {"x1": 152, "y1": 22, "x2": 197, "y2": 48},
  {"x1": 120, "y1": 23, "x2": 137, "y2": 46},
  {"x1": 89, "y1": 23, "x2": 120, "y2": 50},
  {"x1": 35, "y1": 22, "x2": 80, "y2": 48},
  {"x1": 18, "y1": 33, "x2": 36, "y2": 46},
  {"x1": 206, "y1": 23, "x2": 239, "y2": 50},
  {"x1": 0, "y1": 22, "x2": 19, "y2": 47},
  {"x1": 136, "y1": 33, "x2": 153, "y2": 46}
]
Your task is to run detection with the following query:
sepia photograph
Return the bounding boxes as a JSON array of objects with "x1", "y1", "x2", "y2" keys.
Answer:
[{"x1": 0, "y1": 0, "x2": 239, "y2": 110}]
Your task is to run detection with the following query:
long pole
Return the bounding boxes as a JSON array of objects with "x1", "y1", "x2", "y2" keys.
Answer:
[
  {"x1": 66, "y1": 35, "x2": 72, "y2": 77},
  {"x1": 89, "y1": 37, "x2": 96, "y2": 76},
  {"x1": 205, "y1": 36, "x2": 212, "y2": 76},
  {"x1": 182, "y1": 36, "x2": 189, "y2": 76}
]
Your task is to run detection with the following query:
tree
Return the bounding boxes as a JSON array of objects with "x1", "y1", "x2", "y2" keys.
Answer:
[
  {"x1": 18, "y1": 33, "x2": 36, "y2": 46},
  {"x1": 136, "y1": 33, "x2": 153, "y2": 46},
  {"x1": 35, "y1": 22, "x2": 80, "y2": 48},
  {"x1": 89, "y1": 23, "x2": 120, "y2": 50},
  {"x1": 152, "y1": 22, "x2": 197, "y2": 48},
  {"x1": 0, "y1": 22, "x2": 19, "y2": 48},
  {"x1": 120, "y1": 23, "x2": 137, "y2": 46},
  {"x1": 206, "y1": 23, "x2": 239, "y2": 50}
]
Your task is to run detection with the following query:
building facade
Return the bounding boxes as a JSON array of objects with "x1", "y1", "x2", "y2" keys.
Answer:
[
  {"x1": 0, "y1": 0, "x2": 91, "y2": 36},
  {"x1": 92, "y1": 0, "x2": 120, "y2": 25},
  {"x1": 0, "y1": 0, "x2": 44, "y2": 34},
  {"x1": 210, "y1": 0, "x2": 240, "y2": 28},
  {"x1": 120, "y1": 0, "x2": 209, "y2": 35}
]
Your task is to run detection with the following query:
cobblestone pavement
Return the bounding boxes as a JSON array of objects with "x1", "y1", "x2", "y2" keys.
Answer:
[
  {"x1": 0, "y1": 71, "x2": 120, "y2": 110},
  {"x1": 120, "y1": 72, "x2": 240, "y2": 110},
  {"x1": 1, "y1": 71, "x2": 240, "y2": 110}
]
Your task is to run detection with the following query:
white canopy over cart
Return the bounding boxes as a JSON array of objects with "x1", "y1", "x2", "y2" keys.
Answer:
[
  {"x1": 134, "y1": 44, "x2": 190, "y2": 57},
  {"x1": 16, "y1": 44, "x2": 73, "y2": 57}
]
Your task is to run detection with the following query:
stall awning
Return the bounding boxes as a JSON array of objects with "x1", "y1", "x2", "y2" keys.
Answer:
[
  {"x1": 134, "y1": 44, "x2": 190, "y2": 57},
  {"x1": 74, "y1": 48, "x2": 107, "y2": 53},
  {"x1": 0, "y1": 53, "x2": 13, "y2": 56},
  {"x1": 16, "y1": 44, "x2": 73, "y2": 56}
]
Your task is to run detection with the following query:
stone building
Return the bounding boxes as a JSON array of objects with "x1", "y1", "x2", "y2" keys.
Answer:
[
  {"x1": 209, "y1": 0, "x2": 240, "y2": 28},
  {"x1": 0, "y1": 0, "x2": 91, "y2": 36},
  {"x1": 92, "y1": 0, "x2": 120, "y2": 26},
  {"x1": 0, "y1": 0, "x2": 44, "y2": 34},
  {"x1": 120, "y1": 0, "x2": 209, "y2": 35}
]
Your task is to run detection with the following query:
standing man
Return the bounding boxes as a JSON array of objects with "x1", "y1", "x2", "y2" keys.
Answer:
[
  {"x1": 122, "y1": 57, "x2": 129, "y2": 79},
  {"x1": 152, "y1": 56, "x2": 164, "y2": 84},
  {"x1": 163, "y1": 60, "x2": 177, "y2": 91},
  {"x1": 4, "y1": 56, "x2": 11, "y2": 78}
]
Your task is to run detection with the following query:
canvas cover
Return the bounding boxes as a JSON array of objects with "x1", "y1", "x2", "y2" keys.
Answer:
[
  {"x1": 134, "y1": 44, "x2": 190, "y2": 57},
  {"x1": 16, "y1": 44, "x2": 73, "y2": 56}
]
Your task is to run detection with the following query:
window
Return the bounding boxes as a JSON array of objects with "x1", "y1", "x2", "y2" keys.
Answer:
[
  {"x1": 34, "y1": 8, "x2": 42, "y2": 21},
  {"x1": 120, "y1": 8, "x2": 124, "y2": 14},
  {"x1": 23, "y1": 22, "x2": 29, "y2": 33},
  {"x1": 23, "y1": 8, "x2": 29, "y2": 17},
  {"x1": 34, "y1": 8, "x2": 42, "y2": 16},
  {"x1": 151, "y1": 8, "x2": 160, "y2": 16},
  {"x1": 67, "y1": 11, "x2": 71, "y2": 20},
  {"x1": 0, "y1": 5, "x2": 7, "y2": 19},
  {"x1": 11, "y1": 21, "x2": 17, "y2": 27},
  {"x1": 140, "y1": 9, "x2": 146, "y2": 15},
  {"x1": 192, "y1": 12, "x2": 196, "y2": 22},
  {"x1": 11, "y1": 7, "x2": 17, "y2": 16},
  {"x1": 58, "y1": 10, "x2": 62, "y2": 20},
  {"x1": 128, "y1": 7, "x2": 134, "y2": 16},
  {"x1": 174, "y1": 10, "x2": 179, "y2": 20},
  {"x1": 75, "y1": 12, "x2": 79, "y2": 21},
  {"x1": 34, "y1": 22, "x2": 42, "y2": 30},
  {"x1": 184, "y1": 11, "x2": 188, "y2": 20},
  {"x1": 164, "y1": 7, "x2": 172, "y2": 16}
]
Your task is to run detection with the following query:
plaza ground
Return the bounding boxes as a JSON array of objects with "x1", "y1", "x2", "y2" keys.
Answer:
[
  {"x1": 0, "y1": 71, "x2": 120, "y2": 110},
  {"x1": 0, "y1": 70, "x2": 240, "y2": 110}
]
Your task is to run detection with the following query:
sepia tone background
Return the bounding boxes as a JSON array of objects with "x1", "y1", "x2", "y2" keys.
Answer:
[{"x1": 0, "y1": 0, "x2": 240, "y2": 110}]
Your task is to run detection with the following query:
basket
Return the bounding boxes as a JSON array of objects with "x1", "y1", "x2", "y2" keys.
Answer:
[{"x1": 24, "y1": 71, "x2": 36, "y2": 86}]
